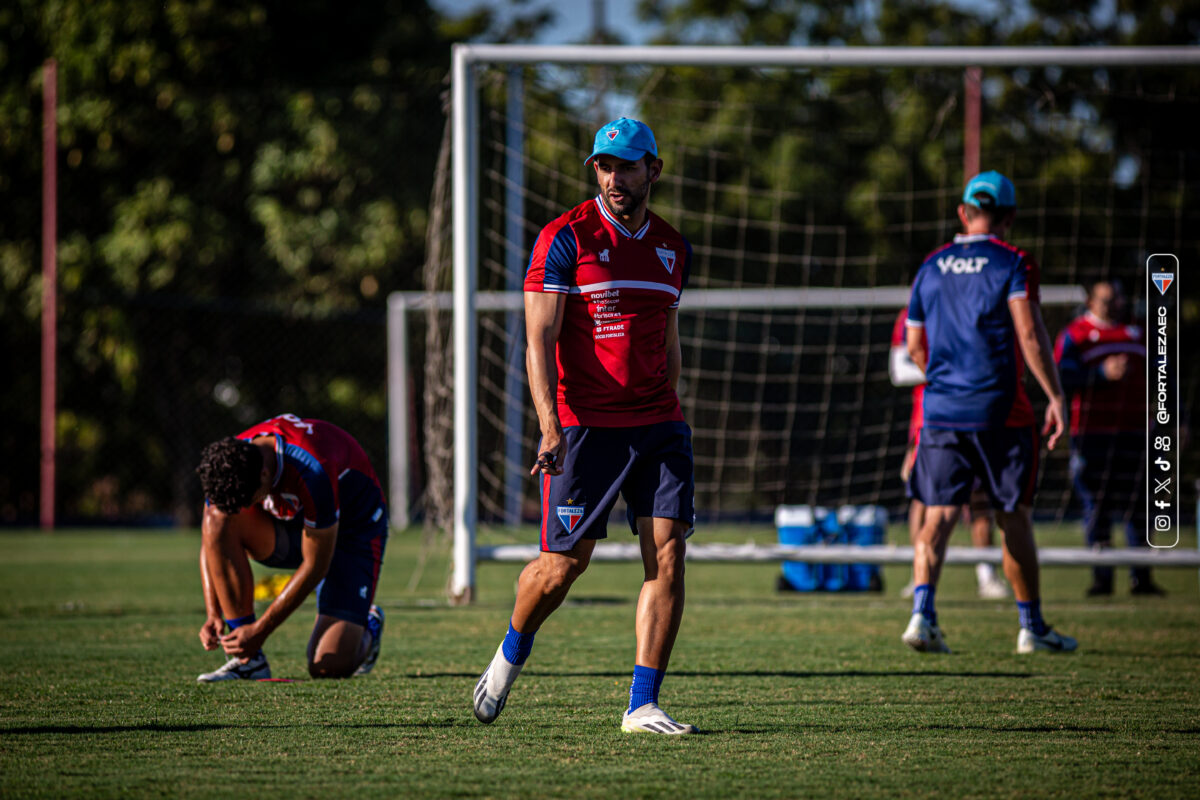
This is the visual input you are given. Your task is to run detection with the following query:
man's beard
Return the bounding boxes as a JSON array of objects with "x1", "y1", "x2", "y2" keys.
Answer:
[{"x1": 601, "y1": 180, "x2": 650, "y2": 220}]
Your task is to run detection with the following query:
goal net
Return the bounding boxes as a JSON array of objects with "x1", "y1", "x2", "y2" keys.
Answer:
[{"x1": 407, "y1": 47, "x2": 1200, "y2": 598}]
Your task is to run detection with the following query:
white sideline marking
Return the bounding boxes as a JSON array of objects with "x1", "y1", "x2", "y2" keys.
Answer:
[{"x1": 477, "y1": 543, "x2": 1200, "y2": 568}]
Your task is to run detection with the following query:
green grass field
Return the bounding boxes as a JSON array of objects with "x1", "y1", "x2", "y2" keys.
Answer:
[{"x1": 2, "y1": 524, "x2": 1198, "y2": 799}]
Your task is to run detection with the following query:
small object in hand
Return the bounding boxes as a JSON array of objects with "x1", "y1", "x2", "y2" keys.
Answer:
[{"x1": 536, "y1": 451, "x2": 557, "y2": 470}]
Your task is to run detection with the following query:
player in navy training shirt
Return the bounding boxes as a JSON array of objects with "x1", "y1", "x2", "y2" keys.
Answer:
[
  {"x1": 902, "y1": 171, "x2": 1077, "y2": 655},
  {"x1": 194, "y1": 415, "x2": 388, "y2": 681},
  {"x1": 473, "y1": 118, "x2": 698, "y2": 735}
]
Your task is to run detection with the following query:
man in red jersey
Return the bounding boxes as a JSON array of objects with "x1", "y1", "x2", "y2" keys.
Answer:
[
  {"x1": 1055, "y1": 280, "x2": 1163, "y2": 597},
  {"x1": 473, "y1": 118, "x2": 697, "y2": 734},
  {"x1": 194, "y1": 414, "x2": 387, "y2": 681}
]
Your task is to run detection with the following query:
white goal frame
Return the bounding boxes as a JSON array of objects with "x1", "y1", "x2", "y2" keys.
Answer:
[{"x1": 446, "y1": 44, "x2": 1200, "y2": 602}]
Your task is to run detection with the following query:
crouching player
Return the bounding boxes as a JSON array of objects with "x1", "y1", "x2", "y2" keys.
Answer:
[
  {"x1": 194, "y1": 414, "x2": 387, "y2": 681},
  {"x1": 903, "y1": 171, "x2": 1077, "y2": 655}
]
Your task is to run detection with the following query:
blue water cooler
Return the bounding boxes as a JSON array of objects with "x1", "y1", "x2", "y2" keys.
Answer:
[
  {"x1": 776, "y1": 505, "x2": 820, "y2": 591},
  {"x1": 820, "y1": 508, "x2": 848, "y2": 591},
  {"x1": 844, "y1": 505, "x2": 886, "y2": 591}
]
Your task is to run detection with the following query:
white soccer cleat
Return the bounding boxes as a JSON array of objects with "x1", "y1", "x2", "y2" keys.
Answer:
[
  {"x1": 1017, "y1": 627, "x2": 1077, "y2": 654},
  {"x1": 354, "y1": 604, "x2": 385, "y2": 676},
  {"x1": 473, "y1": 645, "x2": 523, "y2": 724},
  {"x1": 899, "y1": 579, "x2": 917, "y2": 599},
  {"x1": 977, "y1": 576, "x2": 1011, "y2": 599},
  {"x1": 621, "y1": 703, "x2": 697, "y2": 735},
  {"x1": 197, "y1": 651, "x2": 270, "y2": 682},
  {"x1": 902, "y1": 612, "x2": 951, "y2": 653}
]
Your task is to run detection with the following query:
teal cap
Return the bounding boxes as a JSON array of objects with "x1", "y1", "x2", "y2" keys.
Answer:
[
  {"x1": 962, "y1": 170, "x2": 1016, "y2": 209},
  {"x1": 585, "y1": 117, "x2": 658, "y2": 166}
]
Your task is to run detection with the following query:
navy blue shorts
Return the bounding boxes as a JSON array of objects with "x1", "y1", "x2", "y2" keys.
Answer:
[
  {"x1": 538, "y1": 420, "x2": 695, "y2": 552},
  {"x1": 256, "y1": 513, "x2": 388, "y2": 626},
  {"x1": 910, "y1": 426, "x2": 1038, "y2": 512}
]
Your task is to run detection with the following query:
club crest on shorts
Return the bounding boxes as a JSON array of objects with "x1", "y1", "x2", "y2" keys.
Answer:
[
  {"x1": 557, "y1": 504, "x2": 585, "y2": 532},
  {"x1": 655, "y1": 247, "x2": 676, "y2": 273}
]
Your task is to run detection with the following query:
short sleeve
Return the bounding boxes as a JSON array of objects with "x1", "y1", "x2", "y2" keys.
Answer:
[
  {"x1": 906, "y1": 272, "x2": 926, "y2": 327},
  {"x1": 524, "y1": 224, "x2": 578, "y2": 294}
]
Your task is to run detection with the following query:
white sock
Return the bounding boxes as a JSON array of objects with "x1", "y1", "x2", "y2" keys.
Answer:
[
  {"x1": 486, "y1": 644, "x2": 523, "y2": 696},
  {"x1": 976, "y1": 562, "x2": 997, "y2": 585}
]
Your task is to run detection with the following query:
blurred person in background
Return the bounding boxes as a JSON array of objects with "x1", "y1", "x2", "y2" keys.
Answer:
[{"x1": 1055, "y1": 280, "x2": 1163, "y2": 597}]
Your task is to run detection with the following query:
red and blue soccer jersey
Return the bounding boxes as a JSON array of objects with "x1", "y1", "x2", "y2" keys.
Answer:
[
  {"x1": 905, "y1": 234, "x2": 1038, "y2": 430},
  {"x1": 1054, "y1": 313, "x2": 1145, "y2": 435},
  {"x1": 891, "y1": 307, "x2": 926, "y2": 443},
  {"x1": 525, "y1": 196, "x2": 691, "y2": 427},
  {"x1": 236, "y1": 414, "x2": 385, "y2": 534}
]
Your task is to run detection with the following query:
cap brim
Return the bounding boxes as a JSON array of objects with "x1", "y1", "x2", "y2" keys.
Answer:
[{"x1": 585, "y1": 146, "x2": 652, "y2": 166}]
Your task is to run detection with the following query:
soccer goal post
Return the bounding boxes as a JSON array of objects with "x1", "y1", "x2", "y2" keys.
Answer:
[{"x1": 437, "y1": 44, "x2": 1200, "y2": 603}]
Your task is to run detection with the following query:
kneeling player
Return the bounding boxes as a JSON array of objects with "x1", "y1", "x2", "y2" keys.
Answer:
[{"x1": 194, "y1": 414, "x2": 387, "y2": 681}]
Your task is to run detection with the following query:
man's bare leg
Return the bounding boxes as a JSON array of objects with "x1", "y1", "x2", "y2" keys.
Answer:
[
  {"x1": 901, "y1": 498, "x2": 926, "y2": 597},
  {"x1": 903, "y1": 505, "x2": 959, "y2": 653},
  {"x1": 969, "y1": 488, "x2": 1007, "y2": 597},
  {"x1": 196, "y1": 506, "x2": 277, "y2": 681},
  {"x1": 474, "y1": 540, "x2": 595, "y2": 723},
  {"x1": 995, "y1": 507, "x2": 1039, "y2": 603},
  {"x1": 308, "y1": 615, "x2": 371, "y2": 678},
  {"x1": 201, "y1": 506, "x2": 275, "y2": 643},
  {"x1": 622, "y1": 516, "x2": 696, "y2": 734},
  {"x1": 633, "y1": 517, "x2": 688, "y2": 670}
]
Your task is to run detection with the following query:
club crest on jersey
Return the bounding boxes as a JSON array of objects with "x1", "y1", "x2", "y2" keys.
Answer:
[
  {"x1": 656, "y1": 247, "x2": 676, "y2": 273},
  {"x1": 1152, "y1": 272, "x2": 1174, "y2": 295},
  {"x1": 557, "y1": 504, "x2": 585, "y2": 532}
]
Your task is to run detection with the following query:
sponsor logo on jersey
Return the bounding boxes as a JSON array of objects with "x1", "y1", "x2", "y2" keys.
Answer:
[
  {"x1": 656, "y1": 247, "x2": 676, "y2": 273},
  {"x1": 937, "y1": 255, "x2": 988, "y2": 275},
  {"x1": 599, "y1": 248, "x2": 610, "y2": 262},
  {"x1": 557, "y1": 504, "x2": 585, "y2": 532},
  {"x1": 1152, "y1": 272, "x2": 1174, "y2": 295}
]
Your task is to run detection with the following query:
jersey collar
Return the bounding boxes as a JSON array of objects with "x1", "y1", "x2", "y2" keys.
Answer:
[
  {"x1": 952, "y1": 233, "x2": 995, "y2": 244},
  {"x1": 594, "y1": 196, "x2": 650, "y2": 240}
]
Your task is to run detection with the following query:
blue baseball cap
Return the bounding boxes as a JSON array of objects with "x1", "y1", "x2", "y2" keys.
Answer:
[
  {"x1": 962, "y1": 170, "x2": 1016, "y2": 209},
  {"x1": 585, "y1": 117, "x2": 658, "y2": 166}
]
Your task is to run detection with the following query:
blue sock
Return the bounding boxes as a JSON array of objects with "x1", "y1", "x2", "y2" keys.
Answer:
[
  {"x1": 224, "y1": 614, "x2": 262, "y2": 658},
  {"x1": 1017, "y1": 599, "x2": 1049, "y2": 636},
  {"x1": 501, "y1": 620, "x2": 536, "y2": 666},
  {"x1": 628, "y1": 664, "x2": 665, "y2": 713},
  {"x1": 912, "y1": 584, "x2": 937, "y2": 627},
  {"x1": 225, "y1": 614, "x2": 256, "y2": 630}
]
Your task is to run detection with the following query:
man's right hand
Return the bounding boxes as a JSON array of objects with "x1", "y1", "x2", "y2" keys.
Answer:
[
  {"x1": 199, "y1": 616, "x2": 224, "y2": 651},
  {"x1": 1042, "y1": 395, "x2": 1067, "y2": 451},
  {"x1": 532, "y1": 428, "x2": 565, "y2": 476}
]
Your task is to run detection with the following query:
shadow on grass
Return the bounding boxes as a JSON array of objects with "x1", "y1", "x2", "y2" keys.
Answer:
[
  {"x1": 1, "y1": 720, "x2": 462, "y2": 736},
  {"x1": 410, "y1": 668, "x2": 1035, "y2": 680}
]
